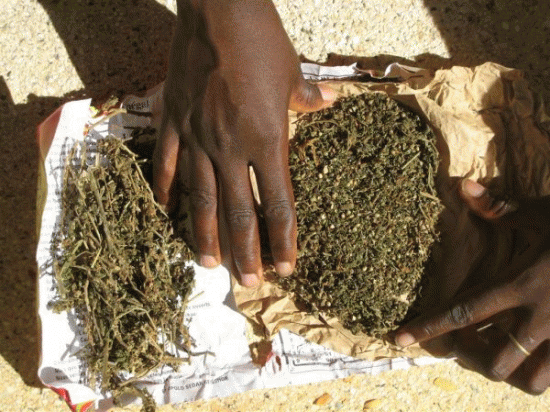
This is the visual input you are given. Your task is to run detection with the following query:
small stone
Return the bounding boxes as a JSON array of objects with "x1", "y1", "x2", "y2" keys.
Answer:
[
  {"x1": 363, "y1": 399, "x2": 383, "y2": 409},
  {"x1": 433, "y1": 377, "x2": 458, "y2": 391},
  {"x1": 314, "y1": 393, "x2": 332, "y2": 405},
  {"x1": 4, "y1": 385, "x2": 16, "y2": 394},
  {"x1": 213, "y1": 406, "x2": 232, "y2": 412}
]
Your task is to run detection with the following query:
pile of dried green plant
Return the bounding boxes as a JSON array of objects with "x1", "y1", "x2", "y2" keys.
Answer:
[
  {"x1": 51, "y1": 137, "x2": 195, "y2": 409},
  {"x1": 277, "y1": 92, "x2": 443, "y2": 336}
]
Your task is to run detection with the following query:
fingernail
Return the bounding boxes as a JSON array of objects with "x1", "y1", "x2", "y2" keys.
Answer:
[
  {"x1": 200, "y1": 255, "x2": 219, "y2": 268},
  {"x1": 275, "y1": 261, "x2": 294, "y2": 277},
  {"x1": 395, "y1": 332, "x2": 416, "y2": 348},
  {"x1": 461, "y1": 179, "x2": 486, "y2": 198},
  {"x1": 242, "y1": 273, "x2": 259, "y2": 287},
  {"x1": 319, "y1": 85, "x2": 337, "y2": 102}
]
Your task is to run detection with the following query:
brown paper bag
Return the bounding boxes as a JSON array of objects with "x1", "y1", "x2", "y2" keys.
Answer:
[{"x1": 233, "y1": 62, "x2": 550, "y2": 361}]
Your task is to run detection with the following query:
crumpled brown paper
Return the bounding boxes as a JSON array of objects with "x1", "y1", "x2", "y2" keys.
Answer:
[{"x1": 233, "y1": 62, "x2": 550, "y2": 361}]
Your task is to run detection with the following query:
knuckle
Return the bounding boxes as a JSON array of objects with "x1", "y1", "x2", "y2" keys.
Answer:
[
  {"x1": 264, "y1": 200, "x2": 295, "y2": 225},
  {"x1": 251, "y1": 124, "x2": 285, "y2": 151},
  {"x1": 190, "y1": 188, "x2": 217, "y2": 214},
  {"x1": 211, "y1": 126, "x2": 233, "y2": 153},
  {"x1": 514, "y1": 268, "x2": 536, "y2": 290},
  {"x1": 449, "y1": 302, "x2": 475, "y2": 327},
  {"x1": 420, "y1": 324, "x2": 437, "y2": 340},
  {"x1": 226, "y1": 208, "x2": 256, "y2": 232}
]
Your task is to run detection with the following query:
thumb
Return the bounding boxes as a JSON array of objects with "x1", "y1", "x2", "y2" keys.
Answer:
[
  {"x1": 289, "y1": 79, "x2": 336, "y2": 113},
  {"x1": 459, "y1": 179, "x2": 518, "y2": 221}
]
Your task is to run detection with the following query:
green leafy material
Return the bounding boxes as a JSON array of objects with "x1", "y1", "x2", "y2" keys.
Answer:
[
  {"x1": 51, "y1": 137, "x2": 195, "y2": 409},
  {"x1": 278, "y1": 92, "x2": 443, "y2": 336}
]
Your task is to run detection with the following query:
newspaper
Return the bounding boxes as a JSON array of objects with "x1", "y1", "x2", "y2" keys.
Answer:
[{"x1": 35, "y1": 64, "x2": 439, "y2": 412}]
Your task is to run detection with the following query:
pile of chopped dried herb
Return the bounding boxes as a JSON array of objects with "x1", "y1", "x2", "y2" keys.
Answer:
[
  {"x1": 51, "y1": 137, "x2": 195, "y2": 407},
  {"x1": 278, "y1": 92, "x2": 442, "y2": 336}
]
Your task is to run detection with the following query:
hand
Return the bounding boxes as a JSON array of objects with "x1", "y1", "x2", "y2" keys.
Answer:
[
  {"x1": 395, "y1": 179, "x2": 550, "y2": 394},
  {"x1": 154, "y1": 0, "x2": 334, "y2": 286}
]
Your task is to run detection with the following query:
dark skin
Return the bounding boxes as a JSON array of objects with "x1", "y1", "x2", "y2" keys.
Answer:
[
  {"x1": 154, "y1": 0, "x2": 334, "y2": 287},
  {"x1": 156, "y1": 0, "x2": 550, "y2": 394},
  {"x1": 395, "y1": 179, "x2": 550, "y2": 394}
]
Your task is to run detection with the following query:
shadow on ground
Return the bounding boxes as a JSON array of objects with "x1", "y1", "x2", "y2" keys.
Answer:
[
  {"x1": 421, "y1": 0, "x2": 550, "y2": 104},
  {"x1": 316, "y1": 0, "x2": 550, "y2": 105}
]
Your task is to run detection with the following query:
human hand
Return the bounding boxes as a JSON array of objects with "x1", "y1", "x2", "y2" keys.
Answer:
[
  {"x1": 154, "y1": 0, "x2": 334, "y2": 286},
  {"x1": 395, "y1": 179, "x2": 550, "y2": 394}
]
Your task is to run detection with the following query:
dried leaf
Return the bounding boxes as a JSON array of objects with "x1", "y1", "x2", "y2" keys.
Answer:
[
  {"x1": 314, "y1": 393, "x2": 332, "y2": 405},
  {"x1": 363, "y1": 399, "x2": 383, "y2": 409},
  {"x1": 433, "y1": 377, "x2": 458, "y2": 391},
  {"x1": 50, "y1": 136, "x2": 196, "y2": 411}
]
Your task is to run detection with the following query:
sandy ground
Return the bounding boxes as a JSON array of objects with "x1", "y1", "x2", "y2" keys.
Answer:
[{"x1": 2, "y1": 0, "x2": 550, "y2": 411}]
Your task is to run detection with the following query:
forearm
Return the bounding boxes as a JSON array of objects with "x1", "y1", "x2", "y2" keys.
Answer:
[
  {"x1": 173, "y1": 0, "x2": 292, "y2": 74},
  {"x1": 176, "y1": 0, "x2": 277, "y2": 13}
]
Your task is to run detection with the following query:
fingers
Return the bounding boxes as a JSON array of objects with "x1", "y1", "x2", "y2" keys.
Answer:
[
  {"x1": 253, "y1": 152, "x2": 297, "y2": 277},
  {"x1": 451, "y1": 326, "x2": 500, "y2": 373},
  {"x1": 519, "y1": 341, "x2": 550, "y2": 394},
  {"x1": 188, "y1": 147, "x2": 221, "y2": 268},
  {"x1": 218, "y1": 163, "x2": 262, "y2": 287},
  {"x1": 289, "y1": 79, "x2": 336, "y2": 113},
  {"x1": 153, "y1": 118, "x2": 180, "y2": 210},
  {"x1": 485, "y1": 324, "x2": 540, "y2": 382},
  {"x1": 394, "y1": 284, "x2": 521, "y2": 347},
  {"x1": 459, "y1": 179, "x2": 518, "y2": 220},
  {"x1": 453, "y1": 324, "x2": 550, "y2": 394}
]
